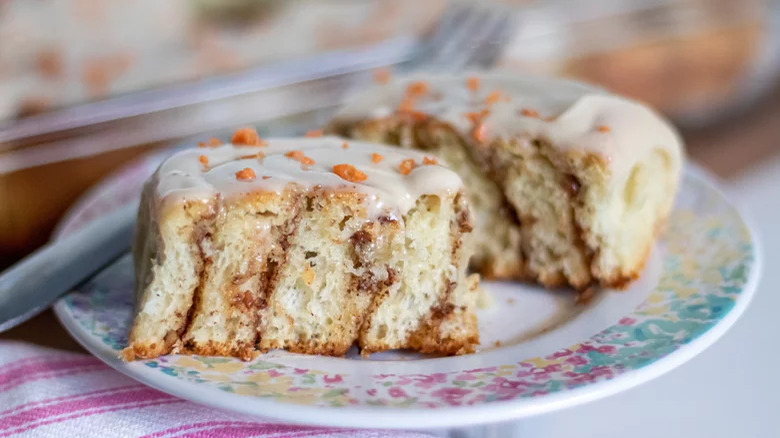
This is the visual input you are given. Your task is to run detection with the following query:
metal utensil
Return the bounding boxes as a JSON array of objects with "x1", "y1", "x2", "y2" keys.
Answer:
[
  {"x1": 0, "y1": 203, "x2": 137, "y2": 331},
  {"x1": 0, "y1": 2, "x2": 512, "y2": 332}
]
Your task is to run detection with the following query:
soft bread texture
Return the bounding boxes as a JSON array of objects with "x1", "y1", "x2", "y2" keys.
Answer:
[
  {"x1": 328, "y1": 73, "x2": 683, "y2": 290},
  {"x1": 335, "y1": 118, "x2": 524, "y2": 279},
  {"x1": 129, "y1": 180, "x2": 217, "y2": 359},
  {"x1": 124, "y1": 138, "x2": 478, "y2": 360}
]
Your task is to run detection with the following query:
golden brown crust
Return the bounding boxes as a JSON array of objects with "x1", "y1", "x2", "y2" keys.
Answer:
[
  {"x1": 125, "y1": 197, "x2": 218, "y2": 360},
  {"x1": 182, "y1": 340, "x2": 259, "y2": 361},
  {"x1": 478, "y1": 264, "x2": 525, "y2": 280},
  {"x1": 258, "y1": 340, "x2": 353, "y2": 357},
  {"x1": 406, "y1": 316, "x2": 479, "y2": 356}
]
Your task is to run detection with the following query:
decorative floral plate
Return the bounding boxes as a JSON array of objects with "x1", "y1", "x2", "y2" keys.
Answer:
[{"x1": 53, "y1": 153, "x2": 759, "y2": 429}]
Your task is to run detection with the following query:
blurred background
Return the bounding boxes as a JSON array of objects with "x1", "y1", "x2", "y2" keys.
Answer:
[{"x1": 1, "y1": 0, "x2": 779, "y2": 269}]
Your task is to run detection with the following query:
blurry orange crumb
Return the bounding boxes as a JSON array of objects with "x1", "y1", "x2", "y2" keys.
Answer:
[
  {"x1": 466, "y1": 76, "x2": 480, "y2": 91},
  {"x1": 305, "y1": 130, "x2": 323, "y2": 138},
  {"x1": 543, "y1": 116, "x2": 556, "y2": 122},
  {"x1": 406, "y1": 81, "x2": 428, "y2": 97},
  {"x1": 598, "y1": 125, "x2": 611, "y2": 132},
  {"x1": 82, "y1": 53, "x2": 134, "y2": 98},
  {"x1": 232, "y1": 128, "x2": 265, "y2": 146},
  {"x1": 373, "y1": 68, "x2": 391, "y2": 84},
  {"x1": 198, "y1": 155, "x2": 209, "y2": 167},
  {"x1": 520, "y1": 108, "x2": 539, "y2": 118},
  {"x1": 235, "y1": 168, "x2": 256, "y2": 181},
  {"x1": 285, "y1": 150, "x2": 304, "y2": 160},
  {"x1": 371, "y1": 153, "x2": 384, "y2": 163},
  {"x1": 285, "y1": 150, "x2": 314, "y2": 166},
  {"x1": 333, "y1": 164, "x2": 367, "y2": 182},
  {"x1": 198, "y1": 138, "x2": 222, "y2": 148},
  {"x1": 465, "y1": 109, "x2": 489, "y2": 124},
  {"x1": 262, "y1": 176, "x2": 271, "y2": 180},
  {"x1": 16, "y1": 97, "x2": 50, "y2": 118},
  {"x1": 399, "y1": 159, "x2": 416, "y2": 175},
  {"x1": 484, "y1": 90, "x2": 502, "y2": 105},
  {"x1": 423, "y1": 156, "x2": 437, "y2": 165},
  {"x1": 36, "y1": 48, "x2": 63, "y2": 79},
  {"x1": 398, "y1": 97, "x2": 415, "y2": 113},
  {"x1": 240, "y1": 151, "x2": 265, "y2": 160},
  {"x1": 473, "y1": 123, "x2": 488, "y2": 143},
  {"x1": 342, "y1": 142, "x2": 349, "y2": 149}
]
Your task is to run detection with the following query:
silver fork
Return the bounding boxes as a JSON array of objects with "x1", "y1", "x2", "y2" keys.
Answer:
[{"x1": 405, "y1": 2, "x2": 512, "y2": 72}]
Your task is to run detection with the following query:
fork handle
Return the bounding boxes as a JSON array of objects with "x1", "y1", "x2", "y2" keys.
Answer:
[{"x1": 0, "y1": 202, "x2": 138, "y2": 332}]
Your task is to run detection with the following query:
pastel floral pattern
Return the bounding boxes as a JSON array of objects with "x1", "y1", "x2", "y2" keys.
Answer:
[{"x1": 56, "y1": 156, "x2": 756, "y2": 410}]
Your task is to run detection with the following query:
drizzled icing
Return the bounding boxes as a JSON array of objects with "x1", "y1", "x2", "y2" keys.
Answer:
[
  {"x1": 154, "y1": 136, "x2": 463, "y2": 217},
  {"x1": 334, "y1": 73, "x2": 683, "y2": 182}
]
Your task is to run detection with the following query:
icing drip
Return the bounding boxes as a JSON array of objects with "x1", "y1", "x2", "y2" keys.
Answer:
[
  {"x1": 155, "y1": 136, "x2": 463, "y2": 218},
  {"x1": 334, "y1": 73, "x2": 683, "y2": 182}
]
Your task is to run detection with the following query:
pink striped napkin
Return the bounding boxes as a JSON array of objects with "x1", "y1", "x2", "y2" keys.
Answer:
[{"x1": 0, "y1": 341, "x2": 434, "y2": 438}]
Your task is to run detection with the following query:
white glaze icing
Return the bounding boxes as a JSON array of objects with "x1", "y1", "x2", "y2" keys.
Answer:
[
  {"x1": 155, "y1": 136, "x2": 463, "y2": 217},
  {"x1": 335, "y1": 73, "x2": 683, "y2": 182}
]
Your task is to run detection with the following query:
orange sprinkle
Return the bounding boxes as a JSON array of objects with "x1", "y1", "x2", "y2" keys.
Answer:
[
  {"x1": 235, "y1": 168, "x2": 256, "y2": 181},
  {"x1": 262, "y1": 176, "x2": 271, "y2": 180},
  {"x1": 305, "y1": 129, "x2": 323, "y2": 138},
  {"x1": 373, "y1": 67, "x2": 391, "y2": 84},
  {"x1": 484, "y1": 90, "x2": 502, "y2": 105},
  {"x1": 285, "y1": 150, "x2": 304, "y2": 160},
  {"x1": 371, "y1": 153, "x2": 384, "y2": 163},
  {"x1": 464, "y1": 109, "x2": 490, "y2": 124},
  {"x1": 466, "y1": 76, "x2": 480, "y2": 91},
  {"x1": 473, "y1": 123, "x2": 488, "y2": 143},
  {"x1": 399, "y1": 158, "x2": 416, "y2": 175},
  {"x1": 285, "y1": 150, "x2": 314, "y2": 166},
  {"x1": 198, "y1": 137, "x2": 223, "y2": 147},
  {"x1": 597, "y1": 125, "x2": 611, "y2": 132},
  {"x1": 342, "y1": 142, "x2": 349, "y2": 149},
  {"x1": 198, "y1": 155, "x2": 209, "y2": 167},
  {"x1": 423, "y1": 156, "x2": 437, "y2": 165},
  {"x1": 406, "y1": 81, "x2": 428, "y2": 97},
  {"x1": 232, "y1": 128, "x2": 265, "y2": 146},
  {"x1": 520, "y1": 108, "x2": 539, "y2": 118},
  {"x1": 239, "y1": 151, "x2": 265, "y2": 160},
  {"x1": 333, "y1": 164, "x2": 367, "y2": 183}
]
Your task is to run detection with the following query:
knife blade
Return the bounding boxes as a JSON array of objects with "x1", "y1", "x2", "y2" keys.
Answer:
[{"x1": 0, "y1": 202, "x2": 138, "y2": 332}]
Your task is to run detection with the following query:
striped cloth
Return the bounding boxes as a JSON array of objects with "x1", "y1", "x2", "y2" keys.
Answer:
[{"x1": 0, "y1": 342, "x2": 433, "y2": 438}]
